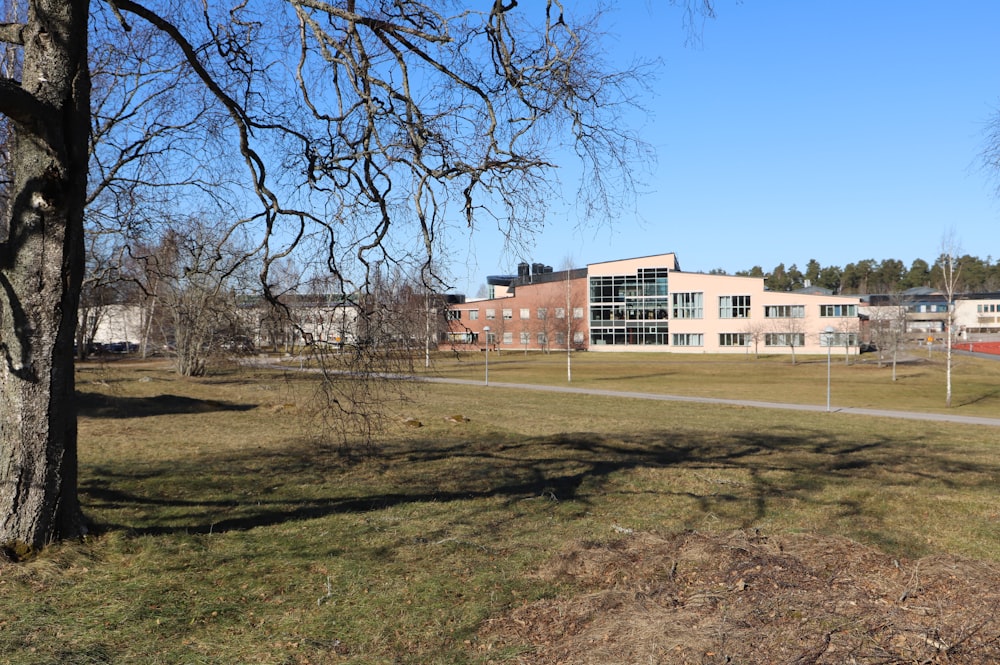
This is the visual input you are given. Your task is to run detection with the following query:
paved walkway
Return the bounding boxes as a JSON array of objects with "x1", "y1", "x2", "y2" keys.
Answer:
[
  {"x1": 420, "y1": 376, "x2": 1000, "y2": 428},
  {"x1": 257, "y1": 357, "x2": 1000, "y2": 428}
]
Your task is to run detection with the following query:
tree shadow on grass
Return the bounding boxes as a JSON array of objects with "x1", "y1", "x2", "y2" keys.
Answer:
[
  {"x1": 77, "y1": 391, "x2": 256, "y2": 418},
  {"x1": 959, "y1": 388, "x2": 1000, "y2": 407},
  {"x1": 79, "y1": 422, "x2": 999, "y2": 554}
]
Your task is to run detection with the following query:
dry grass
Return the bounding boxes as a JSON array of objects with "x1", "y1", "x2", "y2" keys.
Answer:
[
  {"x1": 421, "y1": 347, "x2": 1000, "y2": 417},
  {"x1": 1, "y1": 356, "x2": 999, "y2": 664}
]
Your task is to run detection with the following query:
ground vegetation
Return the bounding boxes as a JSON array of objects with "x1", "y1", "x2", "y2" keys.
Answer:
[{"x1": 2, "y1": 357, "x2": 999, "y2": 662}]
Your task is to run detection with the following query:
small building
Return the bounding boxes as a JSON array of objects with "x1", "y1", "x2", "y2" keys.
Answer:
[
  {"x1": 954, "y1": 293, "x2": 1000, "y2": 341},
  {"x1": 863, "y1": 288, "x2": 1000, "y2": 344}
]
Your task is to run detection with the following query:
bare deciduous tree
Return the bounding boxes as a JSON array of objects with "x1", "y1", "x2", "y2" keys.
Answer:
[
  {"x1": 937, "y1": 232, "x2": 963, "y2": 408},
  {"x1": 866, "y1": 291, "x2": 909, "y2": 380},
  {"x1": 129, "y1": 219, "x2": 255, "y2": 376},
  {"x1": 766, "y1": 316, "x2": 805, "y2": 365},
  {"x1": 836, "y1": 317, "x2": 860, "y2": 365},
  {"x1": 743, "y1": 319, "x2": 767, "y2": 359},
  {"x1": 0, "y1": 0, "x2": 90, "y2": 551},
  {"x1": 1, "y1": 0, "x2": 659, "y2": 550}
]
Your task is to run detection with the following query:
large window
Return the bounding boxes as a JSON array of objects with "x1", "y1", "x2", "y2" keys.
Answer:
[
  {"x1": 446, "y1": 310, "x2": 461, "y2": 320},
  {"x1": 671, "y1": 292, "x2": 703, "y2": 319},
  {"x1": 469, "y1": 310, "x2": 479, "y2": 320},
  {"x1": 519, "y1": 308, "x2": 530, "y2": 319},
  {"x1": 819, "y1": 304, "x2": 857, "y2": 317},
  {"x1": 537, "y1": 308, "x2": 547, "y2": 319},
  {"x1": 719, "y1": 332, "x2": 750, "y2": 347},
  {"x1": 502, "y1": 332, "x2": 513, "y2": 344},
  {"x1": 519, "y1": 331, "x2": 530, "y2": 345},
  {"x1": 765, "y1": 333, "x2": 804, "y2": 347},
  {"x1": 486, "y1": 308, "x2": 496, "y2": 320},
  {"x1": 764, "y1": 305, "x2": 804, "y2": 318},
  {"x1": 502, "y1": 308, "x2": 513, "y2": 320},
  {"x1": 589, "y1": 267, "x2": 670, "y2": 346},
  {"x1": 672, "y1": 333, "x2": 703, "y2": 347},
  {"x1": 719, "y1": 295, "x2": 751, "y2": 319}
]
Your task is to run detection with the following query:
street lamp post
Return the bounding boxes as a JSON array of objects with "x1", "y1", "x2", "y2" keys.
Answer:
[
  {"x1": 482, "y1": 326, "x2": 490, "y2": 386},
  {"x1": 824, "y1": 325, "x2": 835, "y2": 412}
]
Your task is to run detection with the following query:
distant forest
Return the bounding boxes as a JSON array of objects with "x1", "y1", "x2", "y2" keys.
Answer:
[{"x1": 715, "y1": 256, "x2": 1000, "y2": 295}]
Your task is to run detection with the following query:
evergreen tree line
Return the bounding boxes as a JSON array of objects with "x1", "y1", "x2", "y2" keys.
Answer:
[{"x1": 719, "y1": 256, "x2": 1000, "y2": 295}]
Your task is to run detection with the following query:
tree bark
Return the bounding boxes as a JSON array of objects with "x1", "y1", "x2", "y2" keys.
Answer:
[{"x1": 0, "y1": 0, "x2": 90, "y2": 552}]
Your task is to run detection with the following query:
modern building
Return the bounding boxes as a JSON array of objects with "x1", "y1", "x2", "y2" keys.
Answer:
[{"x1": 446, "y1": 253, "x2": 865, "y2": 355}]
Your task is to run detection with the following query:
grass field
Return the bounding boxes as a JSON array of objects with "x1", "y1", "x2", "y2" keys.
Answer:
[
  {"x1": 1, "y1": 351, "x2": 998, "y2": 664},
  {"x1": 419, "y1": 347, "x2": 1000, "y2": 416}
]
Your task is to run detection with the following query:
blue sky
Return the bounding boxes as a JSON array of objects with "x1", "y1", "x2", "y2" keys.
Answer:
[{"x1": 450, "y1": 1, "x2": 1000, "y2": 296}]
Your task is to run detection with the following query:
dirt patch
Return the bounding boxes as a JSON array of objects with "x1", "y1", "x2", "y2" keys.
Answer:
[{"x1": 479, "y1": 530, "x2": 1000, "y2": 664}]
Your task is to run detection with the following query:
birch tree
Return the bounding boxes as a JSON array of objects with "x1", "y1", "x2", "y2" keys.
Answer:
[{"x1": 937, "y1": 233, "x2": 963, "y2": 408}]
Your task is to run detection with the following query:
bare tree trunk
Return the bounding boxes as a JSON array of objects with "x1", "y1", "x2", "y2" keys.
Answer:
[
  {"x1": 141, "y1": 295, "x2": 157, "y2": 359},
  {"x1": 892, "y1": 345, "x2": 898, "y2": 382},
  {"x1": 946, "y1": 311, "x2": 953, "y2": 407},
  {"x1": 0, "y1": 0, "x2": 89, "y2": 551},
  {"x1": 938, "y1": 233, "x2": 962, "y2": 408}
]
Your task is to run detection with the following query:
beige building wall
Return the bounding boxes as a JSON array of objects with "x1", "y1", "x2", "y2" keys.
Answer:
[
  {"x1": 446, "y1": 253, "x2": 864, "y2": 355},
  {"x1": 85, "y1": 304, "x2": 144, "y2": 345},
  {"x1": 588, "y1": 253, "x2": 679, "y2": 276},
  {"x1": 955, "y1": 297, "x2": 1000, "y2": 339},
  {"x1": 667, "y1": 272, "x2": 862, "y2": 355}
]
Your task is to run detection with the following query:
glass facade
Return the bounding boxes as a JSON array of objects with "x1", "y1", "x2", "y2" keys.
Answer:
[{"x1": 589, "y1": 267, "x2": 670, "y2": 346}]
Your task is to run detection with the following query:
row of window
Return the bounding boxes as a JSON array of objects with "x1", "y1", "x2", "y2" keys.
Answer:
[
  {"x1": 909, "y1": 303, "x2": 948, "y2": 313},
  {"x1": 589, "y1": 269, "x2": 670, "y2": 302},
  {"x1": 480, "y1": 331, "x2": 587, "y2": 345},
  {"x1": 669, "y1": 292, "x2": 855, "y2": 319},
  {"x1": 977, "y1": 303, "x2": 1000, "y2": 314},
  {"x1": 453, "y1": 299, "x2": 857, "y2": 322},
  {"x1": 450, "y1": 307, "x2": 585, "y2": 321},
  {"x1": 590, "y1": 302, "x2": 669, "y2": 323},
  {"x1": 673, "y1": 332, "x2": 859, "y2": 347}
]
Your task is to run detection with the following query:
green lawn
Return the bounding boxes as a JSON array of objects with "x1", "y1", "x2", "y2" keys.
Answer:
[{"x1": 1, "y1": 355, "x2": 998, "y2": 664}]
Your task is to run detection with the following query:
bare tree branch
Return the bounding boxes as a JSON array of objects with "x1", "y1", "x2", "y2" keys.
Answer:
[{"x1": 0, "y1": 22, "x2": 24, "y2": 44}]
